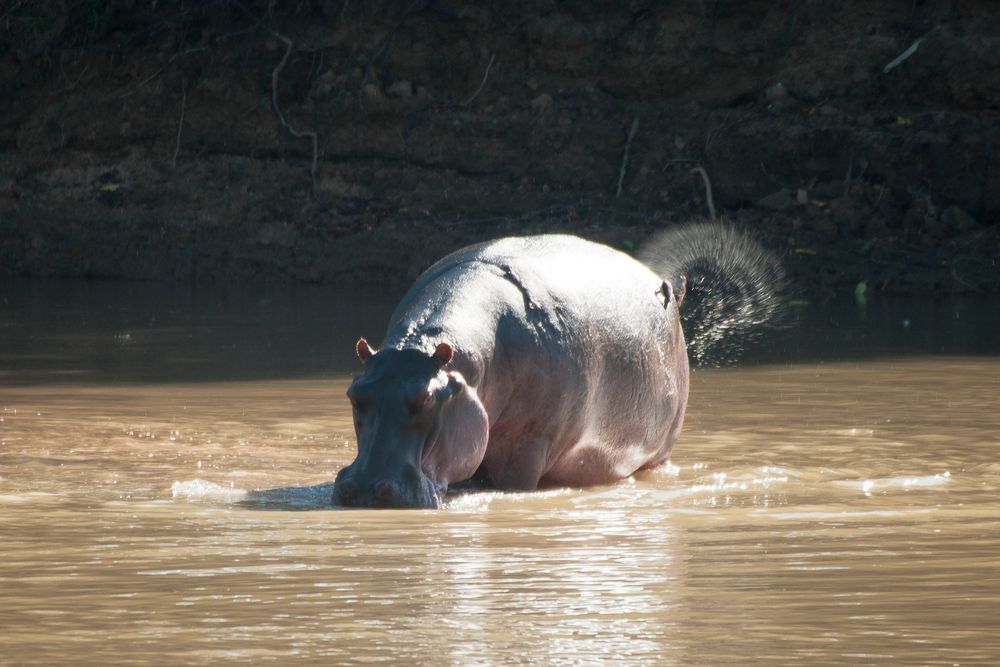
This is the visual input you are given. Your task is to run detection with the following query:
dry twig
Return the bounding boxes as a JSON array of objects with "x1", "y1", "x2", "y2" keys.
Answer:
[
  {"x1": 462, "y1": 53, "x2": 496, "y2": 106},
  {"x1": 173, "y1": 87, "x2": 187, "y2": 166},
  {"x1": 0, "y1": 1, "x2": 25, "y2": 22},
  {"x1": 616, "y1": 118, "x2": 639, "y2": 198}
]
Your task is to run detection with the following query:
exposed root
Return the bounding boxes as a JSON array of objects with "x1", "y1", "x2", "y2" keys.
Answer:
[
  {"x1": 690, "y1": 166, "x2": 717, "y2": 220},
  {"x1": 231, "y1": 0, "x2": 319, "y2": 194},
  {"x1": 271, "y1": 33, "x2": 319, "y2": 194}
]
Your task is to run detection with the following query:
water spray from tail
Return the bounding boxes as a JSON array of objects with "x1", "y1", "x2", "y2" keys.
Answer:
[{"x1": 638, "y1": 221, "x2": 786, "y2": 366}]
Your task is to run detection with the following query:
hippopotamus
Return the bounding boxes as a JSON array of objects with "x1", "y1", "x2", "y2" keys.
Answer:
[{"x1": 334, "y1": 234, "x2": 690, "y2": 508}]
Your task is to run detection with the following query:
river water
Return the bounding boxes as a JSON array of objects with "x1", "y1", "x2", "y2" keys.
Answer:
[{"x1": 2, "y1": 280, "x2": 999, "y2": 665}]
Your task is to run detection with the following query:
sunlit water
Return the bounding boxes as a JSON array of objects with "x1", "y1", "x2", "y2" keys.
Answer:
[{"x1": 2, "y1": 281, "x2": 999, "y2": 665}]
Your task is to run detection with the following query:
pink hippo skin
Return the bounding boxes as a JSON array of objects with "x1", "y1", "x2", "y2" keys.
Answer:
[{"x1": 334, "y1": 234, "x2": 688, "y2": 508}]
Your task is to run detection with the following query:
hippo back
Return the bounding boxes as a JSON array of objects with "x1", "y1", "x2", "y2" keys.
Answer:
[{"x1": 385, "y1": 234, "x2": 669, "y2": 349}]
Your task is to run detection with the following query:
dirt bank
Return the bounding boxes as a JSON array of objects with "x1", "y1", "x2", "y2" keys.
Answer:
[{"x1": 1, "y1": 1, "x2": 997, "y2": 296}]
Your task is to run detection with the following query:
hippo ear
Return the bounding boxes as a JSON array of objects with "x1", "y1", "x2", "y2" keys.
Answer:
[
  {"x1": 356, "y1": 337, "x2": 375, "y2": 363},
  {"x1": 672, "y1": 273, "x2": 687, "y2": 307},
  {"x1": 446, "y1": 371, "x2": 465, "y2": 395},
  {"x1": 432, "y1": 342, "x2": 454, "y2": 367},
  {"x1": 662, "y1": 273, "x2": 687, "y2": 308}
]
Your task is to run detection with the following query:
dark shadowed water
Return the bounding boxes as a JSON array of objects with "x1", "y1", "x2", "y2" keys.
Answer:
[{"x1": 2, "y1": 278, "x2": 999, "y2": 665}]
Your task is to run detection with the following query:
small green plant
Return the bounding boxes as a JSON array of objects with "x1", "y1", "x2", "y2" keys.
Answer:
[
  {"x1": 78, "y1": 0, "x2": 110, "y2": 33},
  {"x1": 854, "y1": 280, "x2": 868, "y2": 306},
  {"x1": 14, "y1": 6, "x2": 57, "y2": 34}
]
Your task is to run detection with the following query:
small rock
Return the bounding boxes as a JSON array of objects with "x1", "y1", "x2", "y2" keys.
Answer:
[
  {"x1": 811, "y1": 180, "x2": 844, "y2": 199},
  {"x1": 318, "y1": 176, "x2": 366, "y2": 198},
  {"x1": 765, "y1": 82, "x2": 797, "y2": 110},
  {"x1": 386, "y1": 80, "x2": 413, "y2": 98},
  {"x1": 796, "y1": 188, "x2": 809, "y2": 205},
  {"x1": 918, "y1": 199, "x2": 945, "y2": 238},
  {"x1": 765, "y1": 82, "x2": 788, "y2": 102},
  {"x1": 829, "y1": 196, "x2": 862, "y2": 234},
  {"x1": 757, "y1": 189, "x2": 797, "y2": 211},
  {"x1": 531, "y1": 93, "x2": 553, "y2": 113},
  {"x1": 363, "y1": 83, "x2": 380, "y2": 99},
  {"x1": 941, "y1": 206, "x2": 977, "y2": 232},
  {"x1": 812, "y1": 216, "x2": 839, "y2": 240}
]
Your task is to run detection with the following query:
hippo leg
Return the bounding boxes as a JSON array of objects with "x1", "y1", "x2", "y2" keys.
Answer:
[{"x1": 481, "y1": 437, "x2": 550, "y2": 491}]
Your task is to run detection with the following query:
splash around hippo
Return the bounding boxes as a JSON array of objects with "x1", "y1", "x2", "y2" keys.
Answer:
[{"x1": 334, "y1": 224, "x2": 782, "y2": 508}]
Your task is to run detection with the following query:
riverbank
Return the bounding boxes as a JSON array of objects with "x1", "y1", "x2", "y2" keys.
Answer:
[{"x1": 2, "y1": 1, "x2": 997, "y2": 296}]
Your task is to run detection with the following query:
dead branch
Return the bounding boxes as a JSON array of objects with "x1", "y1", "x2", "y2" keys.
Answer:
[
  {"x1": 690, "y1": 166, "x2": 717, "y2": 220},
  {"x1": 462, "y1": 53, "x2": 496, "y2": 106},
  {"x1": 950, "y1": 267, "x2": 974, "y2": 289},
  {"x1": 271, "y1": 33, "x2": 319, "y2": 194},
  {"x1": 882, "y1": 38, "x2": 922, "y2": 75},
  {"x1": 230, "y1": 0, "x2": 320, "y2": 193},
  {"x1": 111, "y1": 67, "x2": 162, "y2": 101},
  {"x1": 616, "y1": 117, "x2": 640, "y2": 198},
  {"x1": 71, "y1": 65, "x2": 89, "y2": 89},
  {"x1": 169, "y1": 46, "x2": 208, "y2": 63}
]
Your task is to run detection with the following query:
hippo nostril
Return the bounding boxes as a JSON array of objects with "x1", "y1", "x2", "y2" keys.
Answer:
[
  {"x1": 336, "y1": 479, "x2": 359, "y2": 506},
  {"x1": 374, "y1": 480, "x2": 396, "y2": 504}
]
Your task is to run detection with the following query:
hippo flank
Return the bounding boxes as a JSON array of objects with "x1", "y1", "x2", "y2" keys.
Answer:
[{"x1": 334, "y1": 227, "x2": 779, "y2": 508}]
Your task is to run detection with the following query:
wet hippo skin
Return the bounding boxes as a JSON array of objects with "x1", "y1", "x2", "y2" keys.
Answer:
[{"x1": 334, "y1": 234, "x2": 688, "y2": 508}]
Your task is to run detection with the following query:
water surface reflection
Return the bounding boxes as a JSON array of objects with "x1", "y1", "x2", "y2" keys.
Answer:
[
  {"x1": 3, "y1": 278, "x2": 998, "y2": 383},
  {"x1": 2, "y1": 279, "x2": 999, "y2": 664}
]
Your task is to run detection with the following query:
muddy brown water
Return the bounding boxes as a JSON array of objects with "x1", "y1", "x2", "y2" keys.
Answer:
[{"x1": 2, "y1": 280, "x2": 999, "y2": 665}]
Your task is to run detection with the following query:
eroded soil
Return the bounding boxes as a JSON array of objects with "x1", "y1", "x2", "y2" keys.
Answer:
[{"x1": 2, "y1": 1, "x2": 997, "y2": 296}]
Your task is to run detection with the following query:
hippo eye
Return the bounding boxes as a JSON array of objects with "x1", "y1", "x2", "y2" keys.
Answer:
[{"x1": 407, "y1": 390, "x2": 434, "y2": 415}]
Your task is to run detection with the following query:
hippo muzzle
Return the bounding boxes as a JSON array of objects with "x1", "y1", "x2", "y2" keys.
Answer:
[{"x1": 334, "y1": 460, "x2": 440, "y2": 509}]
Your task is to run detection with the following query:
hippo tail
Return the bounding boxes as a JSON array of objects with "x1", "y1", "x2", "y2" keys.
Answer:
[{"x1": 636, "y1": 220, "x2": 786, "y2": 366}]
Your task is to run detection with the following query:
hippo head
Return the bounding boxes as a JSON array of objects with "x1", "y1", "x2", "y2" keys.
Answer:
[{"x1": 333, "y1": 338, "x2": 489, "y2": 509}]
